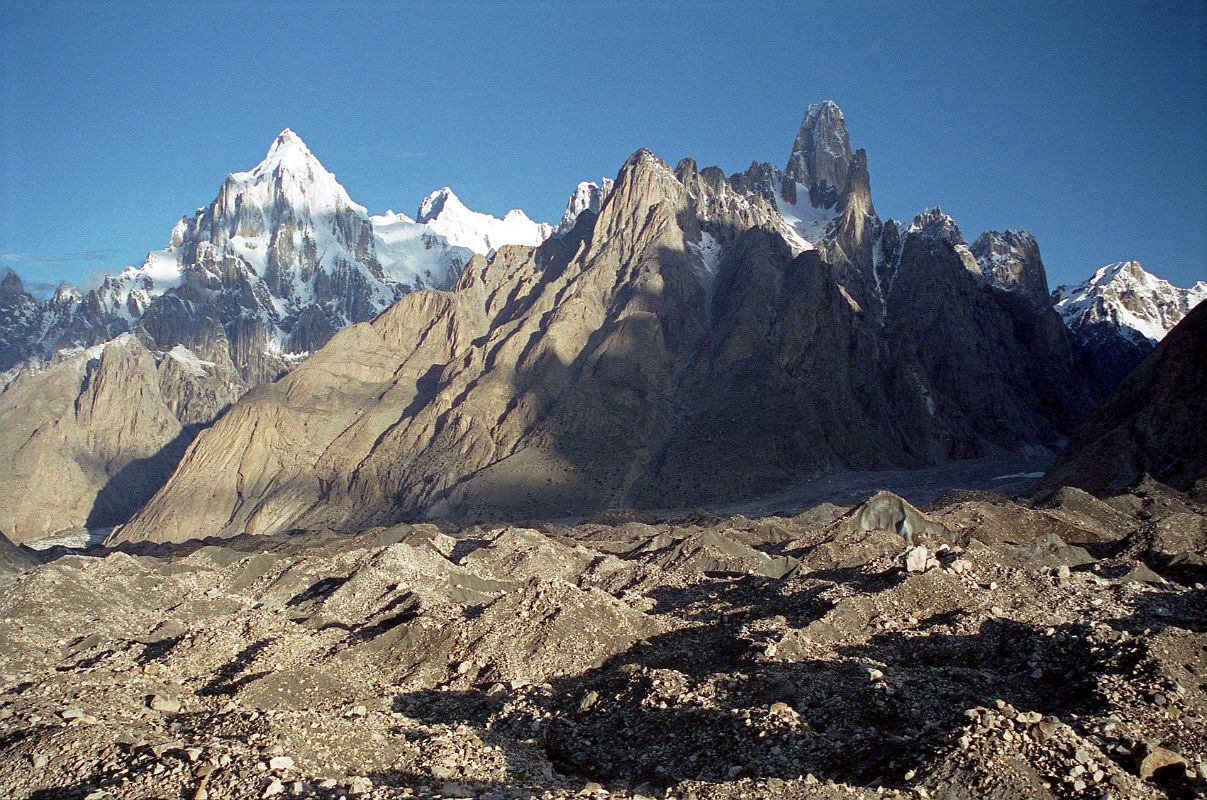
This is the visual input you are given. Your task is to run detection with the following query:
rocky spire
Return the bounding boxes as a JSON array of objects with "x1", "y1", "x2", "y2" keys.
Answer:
[
  {"x1": 0, "y1": 267, "x2": 25, "y2": 294},
  {"x1": 785, "y1": 100, "x2": 855, "y2": 210},
  {"x1": 783, "y1": 101, "x2": 883, "y2": 294}
]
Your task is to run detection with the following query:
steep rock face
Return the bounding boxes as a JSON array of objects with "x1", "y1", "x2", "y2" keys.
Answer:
[
  {"x1": 882, "y1": 215, "x2": 1089, "y2": 459},
  {"x1": 1052, "y1": 261, "x2": 1207, "y2": 395},
  {"x1": 0, "y1": 335, "x2": 243, "y2": 542},
  {"x1": 116, "y1": 144, "x2": 1091, "y2": 543},
  {"x1": 813, "y1": 147, "x2": 881, "y2": 294},
  {"x1": 1043, "y1": 303, "x2": 1207, "y2": 495},
  {"x1": 775, "y1": 102, "x2": 884, "y2": 305},
  {"x1": 971, "y1": 230, "x2": 1051, "y2": 307}
]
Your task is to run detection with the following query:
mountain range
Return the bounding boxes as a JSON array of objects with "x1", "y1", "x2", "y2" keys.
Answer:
[{"x1": 0, "y1": 101, "x2": 1202, "y2": 544}]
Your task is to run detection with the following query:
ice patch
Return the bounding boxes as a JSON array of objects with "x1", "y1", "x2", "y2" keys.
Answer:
[
  {"x1": 688, "y1": 231, "x2": 723, "y2": 279},
  {"x1": 26, "y1": 528, "x2": 111, "y2": 550}
]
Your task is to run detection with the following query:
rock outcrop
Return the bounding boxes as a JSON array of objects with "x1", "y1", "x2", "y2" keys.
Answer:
[
  {"x1": 0, "y1": 532, "x2": 36, "y2": 580},
  {"x1": 0, "y1": 335, "x2": 242, "y2": 542},
  {"x1": 971, "y1": 229, "x2": 1051, "y2": 308}
]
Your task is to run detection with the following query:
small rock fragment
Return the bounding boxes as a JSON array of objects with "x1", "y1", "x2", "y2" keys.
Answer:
[
  {"x1": 149, "y1": 695, "x2": 182, "y2": 713},
  {"x1": 268, "y1": 756, "x2": 294, "y2": 771},
  {"x1": 1136, "y1": 742, "x2": 1187, "y2": 781},
  {"x1": 347, "y1": 776, "x2": 374, "y2": 795},
  {"x1": 905, "y1": 546, "x2": 930, "y2": 573}
]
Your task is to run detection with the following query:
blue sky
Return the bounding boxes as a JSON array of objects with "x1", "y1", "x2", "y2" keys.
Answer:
[{"x1": 1, "y1": 0, "x2": 1203, "y2": 293}]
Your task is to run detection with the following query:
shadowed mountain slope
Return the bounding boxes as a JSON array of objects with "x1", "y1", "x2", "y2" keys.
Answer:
[{"x1": 1043, "y1": 302, "x2": 1207, "y2": 496}]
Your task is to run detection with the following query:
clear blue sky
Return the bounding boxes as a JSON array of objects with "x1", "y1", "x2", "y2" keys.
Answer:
[{"x1": 1, "y1": 0, "x2": 1204, "y2": 294}]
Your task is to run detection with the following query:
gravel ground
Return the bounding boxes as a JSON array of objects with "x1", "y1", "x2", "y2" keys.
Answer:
[{"x1": 0, "y1": 480, "x2": 1204, "y2": 800}]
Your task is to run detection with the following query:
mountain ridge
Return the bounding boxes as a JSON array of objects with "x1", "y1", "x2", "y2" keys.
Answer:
[
  {"x1": 111, "y1": 111, "x2": 1094, "y2": 544},
  {"x1": 0, "y1": 102, "x2": 1196, "y2": 545}
]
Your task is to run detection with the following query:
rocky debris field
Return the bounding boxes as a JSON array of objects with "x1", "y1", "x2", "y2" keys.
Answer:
[{"x1": 0, "y1": 479, "x2": 1205, "y2": 800}]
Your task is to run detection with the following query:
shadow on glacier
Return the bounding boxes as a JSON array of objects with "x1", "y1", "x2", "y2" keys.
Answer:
[{"x1": 389, "y1": 573, "x2": 1121, "y2": 789}]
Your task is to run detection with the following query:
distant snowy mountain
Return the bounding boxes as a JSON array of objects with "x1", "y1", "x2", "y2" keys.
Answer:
[
  {"x1": 417, "y1": 187, "x2": 552, "y2": 254},
  {"x1": 0, "y1": 130, "x2": 554, "y2": 377},
  {"x1": 1053, "y1": 260, "x2": 1206, "y2": 344},
  {"x1": 1052, "y1": 260, "x2": 1206, "y2": 393}
]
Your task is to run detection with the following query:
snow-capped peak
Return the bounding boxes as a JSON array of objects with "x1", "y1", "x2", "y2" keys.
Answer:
[
  {"x1": 1053, "y1": 261, "x2": 1207, "y2": 343},
  {"x1": 224, "y1": 128, "x2": 363, "y2": 216},
  {"x1": 555, "y1": 179, "x2": 615, "y2": 235},
  {"x1": 415, "y1": 187, "x2": 552, "y2": 255},
  {"x1": 260, "y1": 128, "x2": 316, "y2": 170},
  {"x1": 417, "y1": 187, "x2": 468, "y2": 224}
]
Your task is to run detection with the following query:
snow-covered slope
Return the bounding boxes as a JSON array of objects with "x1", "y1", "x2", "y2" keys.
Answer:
[
  {"x1": 1053, "y1": 260, "x2": 1207, "y2": 344},
  {"x1": 370, "y1": 211, "x2": 471, "y2": 290},
  {"x1": 774, "y1": 181, "x2": 837, "y2": 250},
  {"x1": 417, "y1": 187, "x2": 553, "y2": 254}
]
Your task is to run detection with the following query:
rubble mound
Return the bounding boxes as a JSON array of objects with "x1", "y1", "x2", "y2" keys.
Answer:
[{"x1": 842, "y1": 490, "x2": 950, "y2": 545}]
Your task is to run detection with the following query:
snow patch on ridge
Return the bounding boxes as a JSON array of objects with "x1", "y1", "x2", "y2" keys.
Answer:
[{"x1": 166, "y1": 344, "x2": 216, "y2": 377}]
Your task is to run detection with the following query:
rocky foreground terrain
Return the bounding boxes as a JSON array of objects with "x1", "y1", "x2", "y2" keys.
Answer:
[{"x1": 0, "y1": 481, "x2": 1204, "y2": 800}]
